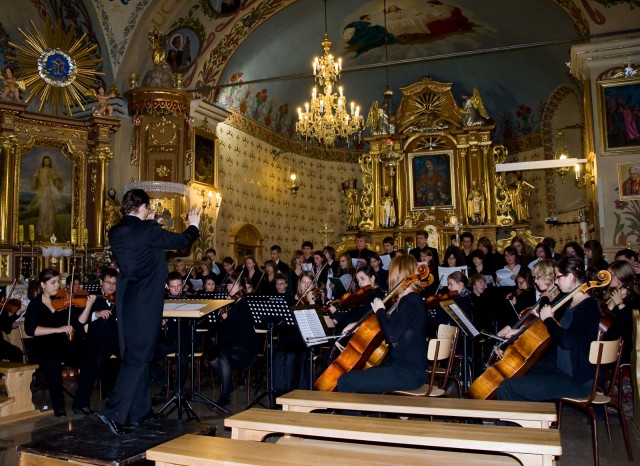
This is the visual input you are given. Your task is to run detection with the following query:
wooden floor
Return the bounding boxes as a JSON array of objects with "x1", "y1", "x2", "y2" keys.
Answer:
[{"x1": 0, "y1": 375, "x2": 638, "y2": 466}]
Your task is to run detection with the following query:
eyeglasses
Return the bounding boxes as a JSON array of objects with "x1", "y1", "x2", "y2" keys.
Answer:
[
  {"x1": 533, "y1": 275, "x2": 544, "y2": 280},
  {"x1": 555, "y1": 274, "x2": 565, "y2": 279}
]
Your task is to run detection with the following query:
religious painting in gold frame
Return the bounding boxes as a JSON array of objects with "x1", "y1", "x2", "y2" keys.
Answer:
[
  {"x1": 617, "y1": 162, "x2": 640, "y2": 200},
  {"x1": 597, "y1": 76, "x2": 640, "y2": 155},
  {"x1": 149, "y1": 196, "x2": 178, "y2": 230},
  {"x1": 15, "y1": 140, "x2": 85, "y2": 244},
  {"x1": 408, "y1": 150, "x2": 455, "y2": 211},
  {"x1": 193, "y1": 128, "x2": 218, "y2": 188}
]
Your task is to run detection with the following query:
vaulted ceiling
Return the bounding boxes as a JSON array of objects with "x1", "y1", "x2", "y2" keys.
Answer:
[{"x1": 2, "y1": 0, "x2": 640, "y2": 145}]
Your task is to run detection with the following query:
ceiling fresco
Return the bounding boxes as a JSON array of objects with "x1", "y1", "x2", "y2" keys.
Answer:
[{"x1": 1, "y1": 0, "x2": 639, "y2": 150}]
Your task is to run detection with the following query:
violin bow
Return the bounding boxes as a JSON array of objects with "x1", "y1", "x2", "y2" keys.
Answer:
[
  {"x1": 295, "y1": 272, "x2": 319, "y2": 306},
  {"x1": 0, "y1": 278, "x2": 18, "y2": 318},
  {"x1": 181, "y1": 266, "x2": 194, "y2": 294},
  {"x1": 67, "y1": 265, "x2": 76, "y2": 327},
  {"x1": 255, "y1": 269, "x2": 266, "y2": 292}
]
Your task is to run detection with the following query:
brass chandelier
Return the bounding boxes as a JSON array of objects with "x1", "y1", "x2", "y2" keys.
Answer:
[{"x1": 296, "y1": 1, "x2": 362, "y2": 147}]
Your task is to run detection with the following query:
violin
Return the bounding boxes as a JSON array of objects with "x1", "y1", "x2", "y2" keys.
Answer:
[
  {"x1": 50, "y1": 289, "x2": 91, "y2": 311},
  {"x1": 424, "y1": 290, "x2": 459, "y2": 309},
  {"x1": 0, "y1": 297, "x2": 22, "y2": 315},
  {"x1": 321, "y1": 285, "x2": 373, "y2": 314}
]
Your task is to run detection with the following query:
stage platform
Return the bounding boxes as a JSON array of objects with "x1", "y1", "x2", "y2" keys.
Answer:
[{"x1": 17, "y1": 416, "x2": 191, "y2": 465}]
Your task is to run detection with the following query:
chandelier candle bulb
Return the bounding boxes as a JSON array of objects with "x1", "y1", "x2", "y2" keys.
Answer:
[
  {"x1": 18, "y1": 225, "x2": 24, "y2": 242},
  {"x1": 28, "y1": 225, "x2": 34, "y2": 242},
  {"x1": 71, "y1": 229, "x2": 77, "y2": 245},
  {"x1": 339, "y1": 86, "x2": 343, "y2": 97},
  {"x1": 83, "y1": 228, "x2": 88, "y2": 244}
]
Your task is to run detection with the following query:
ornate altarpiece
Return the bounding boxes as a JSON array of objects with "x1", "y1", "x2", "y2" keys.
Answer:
[
  {"x1": 359, "y1": 78, "x2": 514, "y2": 255},
  {"x1": 0, "y1": 101, "x2": 119, "y2": 282}
]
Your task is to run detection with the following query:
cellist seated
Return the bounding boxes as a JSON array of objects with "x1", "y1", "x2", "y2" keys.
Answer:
[
  {"x1": 497, "y1": 257, "x2": 601, "y2": 402},
  {"x1": 336, "y1": 255, "x2": 428, "y2": 395}
]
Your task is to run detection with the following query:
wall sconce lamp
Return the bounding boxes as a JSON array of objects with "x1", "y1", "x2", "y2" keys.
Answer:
[
  {"x1": 286, "y1": 168, "x2": 300, "y2": 195},
  {"x1": 575, "y1": 152, "x2": 595, "y2": 189},
  {"x1": 199, "y1": 188, "x2": 222, "y2": 210}
]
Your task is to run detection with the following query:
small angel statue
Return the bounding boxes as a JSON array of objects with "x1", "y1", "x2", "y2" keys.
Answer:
[
  {"x1": 85, "y1": 86, "x2": 117, "y2": 116},
  {"x1": 0, "y1": 67, "x2": 25, "y2": 101},
  {"x1": 461, "y1": 87, "x2": 490, "y2": 127}
]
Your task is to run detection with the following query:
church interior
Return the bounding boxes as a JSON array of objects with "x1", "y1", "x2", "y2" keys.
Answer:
[{"x1": 1, "y1": 0, "x2": 640, "y2": 465}]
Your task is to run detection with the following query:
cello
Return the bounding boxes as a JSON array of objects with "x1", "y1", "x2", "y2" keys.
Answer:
[
  {"x1": 467, "y1": 269, "x2": 611, "y2": 399},
  {"x1": 313, "y1": 264, "x2": 432, "y2": 392}
]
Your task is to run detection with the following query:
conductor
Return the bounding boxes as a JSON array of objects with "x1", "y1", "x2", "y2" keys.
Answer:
[{"x1": 96, "y1": 189, "x2": 200, "y2": 435}]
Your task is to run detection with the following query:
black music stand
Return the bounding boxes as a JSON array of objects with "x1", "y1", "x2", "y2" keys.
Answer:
[
  {"x1": 245, "y1": 295, "x2": 295, "y2": 410},
  {"x1": 157, "y1": 299, "x2": 231, "y2": 420},
  {"x1": 291, "y1": 305, "x2": 335, "y2": 389},
  {"x1": 439, "y1": 299, "x2": 480, "y2": 394}
]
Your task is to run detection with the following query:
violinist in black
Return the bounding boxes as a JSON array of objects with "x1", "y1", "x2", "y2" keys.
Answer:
[
  {"x1": 326, "y1": 266, "x2": 384, "y2": 330},
  {"x1": 0, "y1": 287, "x2": 26, "y2": 362},
  {"x1": 426, "y1": 271, "x2": 473, "y2": 336},
  {"x1": 24, "y1": 268, "x2": 93, "y2": 417},
  {"x1": 207, "y1": 274, "x2": 258, "y2": 407},
  {"x1": 73, "y1": 268, "x2": 119, "y2": 415}
]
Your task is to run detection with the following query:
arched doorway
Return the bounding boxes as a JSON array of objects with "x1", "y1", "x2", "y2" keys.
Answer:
[{"x1": 229, "y1": 223, "x2": 263, "y2": 265}]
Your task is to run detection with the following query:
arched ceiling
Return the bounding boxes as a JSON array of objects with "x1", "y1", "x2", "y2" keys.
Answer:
[{"x1": 2, "y1": 0, "x2": 640, "y2": 146}]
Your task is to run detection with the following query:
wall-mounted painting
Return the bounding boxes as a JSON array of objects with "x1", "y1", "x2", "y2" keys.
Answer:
[
  {"x1": 193, "y1": 128, "x2": 218, "y2": 188},
  {"x1": 617, "y1": 162, "x2": 640, "y2": 200},
  {"x1": 598, "y1": 76, "x2": 640, "y2": 155},
  {"x1": 18, "y1": 146, "x2": 73, "y2": 242},
  {"x1": 165, "y1": 28, "x2": 201, "y2": 74},
  {"x1": 408, "y1": 150, "x2": 454, "y2": 210}
]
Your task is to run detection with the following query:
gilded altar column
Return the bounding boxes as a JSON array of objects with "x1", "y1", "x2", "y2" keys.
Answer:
[
  {"x1": 88, "y1": 147, "x2": 112, "y2": 247},
  {"x1": 0, "y1": 135, "x2": 16, "y2": 243}
]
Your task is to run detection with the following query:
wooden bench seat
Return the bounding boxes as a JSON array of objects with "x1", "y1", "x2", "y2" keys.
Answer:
[
  {"x1": 0, "y1": 395, "x2": 15, "y2": 409},
  {"x1": 0, "y1": 362, "x2": 38, "y2": 419},
  {"x1": 277, "y1": 390, "x2": 557, "y2": 428},
  {"x1": 224, "y1": 409, "x2": 562, "y2": 466},
  {"x1": 147, "y1": 434, "x2": 520, "y2": 466}
]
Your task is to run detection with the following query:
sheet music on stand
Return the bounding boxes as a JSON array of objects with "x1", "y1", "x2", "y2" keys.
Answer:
[
  {"x1": 197, "y1": 291, "x2": 229, "y2": 300},
  {"x1": 439, "y1": 299, "x2": 480, "y2": 338},
  {"x1": 246, "y1": 295, "x2": 294, "y2": 329},
  {"x1": 291, "y1": 305, "x2": 334, "y2": 347}
]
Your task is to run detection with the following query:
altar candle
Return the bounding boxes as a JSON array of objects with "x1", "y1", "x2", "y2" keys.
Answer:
[
  {"x1": 18, "y1": 225, "x2": 24, "y2": 242},
  {"x1": 71, "y1": 229, "x2": 77, "y2": 245},
  {"x1": 83, "y1": 228, "x2": 89, "y2": 244},
  {"x1": 28, "y1": 225, "x2": 35, "y2": 242}
]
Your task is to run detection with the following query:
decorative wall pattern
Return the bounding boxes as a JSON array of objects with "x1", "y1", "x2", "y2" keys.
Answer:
[
  {"x1": 94, "y1": 0, "x2": 153, "y2": 71},
  {"x1": 213, "y1": 121, "x2": 361, "y2": 263}
]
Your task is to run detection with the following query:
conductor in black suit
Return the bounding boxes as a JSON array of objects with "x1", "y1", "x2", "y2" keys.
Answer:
[{"x1": 97, "y1": 189, "x2": 200, "y2": 435}]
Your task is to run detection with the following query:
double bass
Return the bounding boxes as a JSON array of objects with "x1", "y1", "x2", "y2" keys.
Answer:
[
  {"x1": 467, "y1": 269, "x2": 611, "y2": 399},
  {"x1": 313, "y1": 264, "x2": 432, "y2": 392}
]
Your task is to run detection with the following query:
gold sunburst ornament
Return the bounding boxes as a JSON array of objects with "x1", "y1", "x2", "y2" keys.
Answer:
[{"x1": 10, "y1": 20, "x2": 103, "y2": 116}]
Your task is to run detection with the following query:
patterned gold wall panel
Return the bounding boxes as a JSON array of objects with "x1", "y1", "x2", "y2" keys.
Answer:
[{"x1": 213, "y1": 122, "x2": 361, "y2": 263}]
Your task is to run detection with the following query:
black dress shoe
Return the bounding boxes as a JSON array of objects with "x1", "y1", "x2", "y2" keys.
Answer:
[
  {"x1": 54, "y1": 409, "x2": 67, "y2": 417},
  {"x1": 95, "y1": 412, "x2": 132, "y2": 436},
  {"x1": 73, "y1": 406, "x2": 95, "y2": 416},
  {"x1": 130, "y1": 411, "x2": 159, "y2": 427}
]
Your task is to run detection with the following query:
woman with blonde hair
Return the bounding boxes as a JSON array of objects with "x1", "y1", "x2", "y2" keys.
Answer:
[{"x1": 337, "y1": 254, "x2": 428, "y2": 394}]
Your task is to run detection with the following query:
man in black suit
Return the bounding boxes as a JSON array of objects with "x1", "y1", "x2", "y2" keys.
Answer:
[
  {"x1": 204, "y1": 247, "x2": 224, "y2": 284},
  {"x1": 270, "y1": 244, "x2": 290, "y2": 276},
  {"x1": 409, "y1": 230, "x2": 439, "y2": 268},
  {"x1": 346, "y1": 232, "x2": 375, "y2": 268},
  {"x1": 96, "y1": 189, "x2": 200, "y2": 435},
  {"x1": 73, "y1": 268, "x2": 119, "y2": 415}
]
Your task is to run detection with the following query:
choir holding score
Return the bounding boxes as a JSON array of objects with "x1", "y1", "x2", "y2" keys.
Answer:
[{"x1": 5, "y1": 188, "x2": 639, "y2": 437}]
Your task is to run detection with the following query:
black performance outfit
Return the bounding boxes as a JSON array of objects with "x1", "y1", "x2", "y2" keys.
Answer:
[
  {"x1": 73, "y1": 296, "x2": 120, "y2": 410},
  {"x1": 100, "y1": 216, "x2": 198, "y2": 426},
  {"x1": 0, "y1": 308, "x2": 23, "y2": 362},
  {"x1": 337, "y1": 292, "x2": 427, "y2": 393},
  {"x1": 498, "y1": 296, "x2": 600, "y2": 401},
  {"x1": 24, "y1": 296, "x2": 84, "y2": 414},
  {"x1": 208, "y1": 297, "x2": 258, "y2": 405}
]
